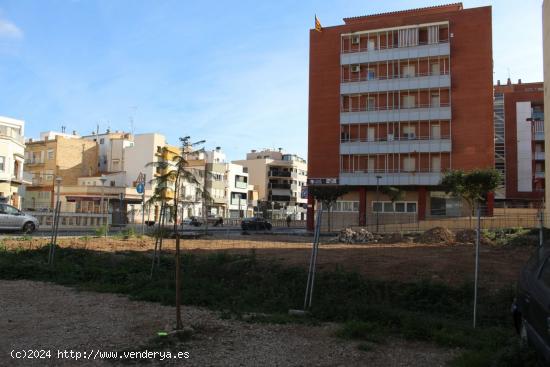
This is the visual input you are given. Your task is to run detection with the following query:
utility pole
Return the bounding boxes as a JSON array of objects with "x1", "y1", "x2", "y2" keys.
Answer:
[{"x1": 376, "y1": 175, "x2": 382, "y2": 232}]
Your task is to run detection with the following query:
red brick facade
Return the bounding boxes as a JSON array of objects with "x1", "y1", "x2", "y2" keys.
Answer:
[{"x1": 307, "y1": 4, "x2": 494, "y2": 230}]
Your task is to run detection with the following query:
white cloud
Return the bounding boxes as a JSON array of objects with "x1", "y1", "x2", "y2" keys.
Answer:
[{"x1": 0, "y1": 17, "x2": 23, "y2": 39}]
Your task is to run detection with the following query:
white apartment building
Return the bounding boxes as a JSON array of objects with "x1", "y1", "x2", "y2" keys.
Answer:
[
  {"x1": 233, "y1": 149, "x2": 307, "y2": 219},
  {"x1": 0, "y1": 116, "x2": 25, "y2": 208}
]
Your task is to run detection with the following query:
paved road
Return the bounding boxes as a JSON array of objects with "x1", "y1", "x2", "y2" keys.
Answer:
[{"x1": 0, "y1": 225, "x2": 308, "y2": 238}]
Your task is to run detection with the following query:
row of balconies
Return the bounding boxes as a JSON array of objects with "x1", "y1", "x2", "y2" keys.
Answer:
[
  {"x1": 341, "y1": 42, "x2": 450, "y2": 65},
  {"x1": 340, "y1": 169, "x2": 444, "y2": 186},
  {"x1": 341, "y1": 73, "x2": 450, "y2": 94},
  {"x1": 340, "y1": 136, "x2": 451, "y2": 155},
  {"x1": 341, "y1": 104, "x2": 451, "y2": 124}
]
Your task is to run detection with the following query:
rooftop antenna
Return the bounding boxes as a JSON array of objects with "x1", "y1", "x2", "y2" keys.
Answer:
[{"x1": 129, "y1": 105, "x2": 137, "y2": 135}]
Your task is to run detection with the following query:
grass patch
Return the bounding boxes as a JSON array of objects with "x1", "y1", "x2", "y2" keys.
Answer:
[{"x1": 0, "y1": 246, "x2": 535, "y2": 365}]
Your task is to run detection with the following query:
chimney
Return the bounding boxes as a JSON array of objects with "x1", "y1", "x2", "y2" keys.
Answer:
[
  {"x1": 507, "y1": 78, "x2": 511, "y2": 85},
  {"x1": 518, "y1": 79, "x2": 522, "y2": 84},
  {"x1": 278, "y1": 147, "x2": 283, "y2": 152},
  {"x1": 72, "y1": 130, "x2": 77, "y2": 135},
  {"x1": 497, "y1": 80, "x2": 500, "y2": 86},
  {"x1": 251, "y1": 149, "x2": 256, "y2": 153}
]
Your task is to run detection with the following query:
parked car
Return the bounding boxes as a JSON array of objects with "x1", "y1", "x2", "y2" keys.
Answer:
[
  {"x1": 189, "y1": 216, "x2": 203, "y2": 227},
  {"x1": 0, "y1": 204, "x2": 39, "y2": 233},
  {"x1": 241, "y1": 217, "x2": 272, "y2": 231},
  {"x1": 512, "y1": 248, "x2": 550, "y2": 364}
]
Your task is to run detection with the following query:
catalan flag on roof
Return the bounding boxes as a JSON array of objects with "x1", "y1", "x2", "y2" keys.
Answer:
[{"x1": 314, "y1": 15, "x2": 322, "y2": 32}]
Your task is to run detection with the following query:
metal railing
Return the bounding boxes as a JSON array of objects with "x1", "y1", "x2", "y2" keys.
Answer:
[
  {"x1": 342, "y1": 39, "x2": 450, "y2": 54},
  {"x1": 341, "y1": 134, "x2": 450, "y2": 143},
  {"x1": 341, "y1": 102, "x2": 450, "y2": 113},
  {"x1": 342, "y1": 70, "x2": 450, "y2": 83},
  {"x1": 341, "y1": 168, "x2": 447, "y2": 174}
]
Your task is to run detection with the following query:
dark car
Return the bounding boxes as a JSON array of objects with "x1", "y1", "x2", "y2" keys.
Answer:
[
  {"x1": 241, "y1": 217, "x2": 272, "y2": 231},
  {"x1": 512, "y1": 248, "x2": 550, "y2": 365}
]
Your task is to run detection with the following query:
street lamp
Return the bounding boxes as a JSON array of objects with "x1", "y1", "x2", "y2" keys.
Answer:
[{"x1": 376, "y1": 175, "x2": 382, "y2": 233}]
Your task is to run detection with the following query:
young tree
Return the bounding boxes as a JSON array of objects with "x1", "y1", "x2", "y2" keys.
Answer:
[
  {"x1": 148, "y1": 136, "x2": 206, "y2": 330},
  {"x1": 379, "y1": 186, "x2": 405, "y2": 203},
  {"x1": 308, "y1": 185, "x2": 350, "y2": 232},
  {"x1": 440, "y1": 169, "x2": 501, "y2": 219}
]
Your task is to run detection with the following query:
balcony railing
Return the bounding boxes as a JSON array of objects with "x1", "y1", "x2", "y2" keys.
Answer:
[
  {"x1": 269, "y1": 183, "x2": 291, "y2": 189},
  {"x1": 342, "y1": 39, "x2": 449, "y2": 54},
  {"x1": 25, "y1": 159, "x2": 45, "y2": 165},
  {"x1": 340, "y1": 169, "x2": 445, "y2": 186},
  {"x1": 535, "y1": 171, "x2": 545, "y2": 179},
  {"x1": 341, "y1": 134, "x2": 450, "y2": 143},
  {"x1": 534, "y1": 152, "x2": 545, "y2": 160},
  {"x1": 269, "y1": 171, "x2": 291, "y2": 177},
  {"x1": 235, "y1": 181, "x2": 247, "y2": 189},
  {"x1": 341, "y1": 102, "x2": 450, "y2": 113},
  {"x1": 342, "y1": 70, "x2": 450, "y2": 83}
]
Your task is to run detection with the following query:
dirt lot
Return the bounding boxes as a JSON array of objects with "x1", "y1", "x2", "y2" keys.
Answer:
[
  {"x1": 1, "y1": 280, "x2": 456, "y2": 366},
  {"x1": 2, "y1": 234, "x2": 533, "y2": 288}
]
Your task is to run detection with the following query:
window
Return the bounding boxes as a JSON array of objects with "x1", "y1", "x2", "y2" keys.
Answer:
[
  {"x1": 367, "y1": 157, "x2": 375, "y2": 173},
  {"x1": 367, "y1": 69, "x2": 376, "y2": 80},
  {"x1": 372, "y1": 201, "x2": 417, "y2": 213},
  {"x1": 431, "y1": 93, "x2": 440, "y2": 107},
  {"x1": 367, "y1": 39, "x2": 375, "y2": 51},
  {"x1": 431, "y1": 125, "x2": 441, "y2": 139},
  {"x1": 47, "y1": 149, "x2": 54, "y2": 160},
  {"x1": 112, "y1": 159, "x2": 120, "y2": 171},
  {"x1": 402, "y1": 95, "x2": 416, "y2": 108},
  {"x1": 0, "y1": 156, "x2": 5, "y2": 171},
  {"x1": 99, "y1": 138, "x2": 105, "y2": 144},
  {"x1": 403, "y1": 126, "x2": 416, "y2": 140},
  {"x1": 367, "y1": 97, "x2": 376, "y2": 111},
  {"x1": 334, "y1": 201, "x2": 359, "y2": 212},
  {"x1": 431, "y1": 63, "x2": 440, "y2": 75},
  {"x1": 401, "y1": 65, "x2": 415, "y2": 78},
  {"x1": 403, "y1": 157, "x2": 416, "y2": 172},
  {"x1": 431, "y1": 156, "x2": 441, "y2": 172},
  {"x1": 367, "y1": 127, "x2": 375, "y2": 142}
]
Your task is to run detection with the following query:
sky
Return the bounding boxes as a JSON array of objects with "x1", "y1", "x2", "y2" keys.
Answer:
[{"x1": 0, "y1": 0, "x2": 544, "y2": 161}]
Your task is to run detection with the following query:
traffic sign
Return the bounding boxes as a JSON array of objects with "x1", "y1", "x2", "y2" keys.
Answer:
[{"x1": 136, "y1": 182, "x2": 145, "y2": 194}]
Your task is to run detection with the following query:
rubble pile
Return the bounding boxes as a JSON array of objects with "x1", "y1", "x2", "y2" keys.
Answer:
[{"x1": 418, "y1": 227, "x2": 455, "y2": 244}]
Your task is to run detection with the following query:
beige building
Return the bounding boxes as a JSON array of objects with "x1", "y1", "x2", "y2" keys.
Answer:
[
  {"x1": 233, "y1": 149, "x2": 307, "y2": 219},
  {"x1": 0, "y1": 116, "x2": 25, "y2": 208},
  {"x1": 24, "y1": 134, "x2": 98, "y2": 210}
]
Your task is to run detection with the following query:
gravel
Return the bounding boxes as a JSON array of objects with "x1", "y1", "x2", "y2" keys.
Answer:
[{"x1": 0, "y1": 280, "x2": 457, "y2": 366}]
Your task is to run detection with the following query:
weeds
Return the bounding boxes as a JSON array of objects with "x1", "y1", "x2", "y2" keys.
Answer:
[
  {"x1": 0, "y1": 246, "x2": 536, "y2": 365},
  {"x1": 94, "y1": 225, "x2": 108, "y2": 237}
]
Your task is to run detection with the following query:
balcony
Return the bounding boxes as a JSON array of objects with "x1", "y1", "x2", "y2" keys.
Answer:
[
  {"x1": 341, "y1": 103, "x2": 451, "y2": 124},
  {"x1": 341, "y1": 72, "x2": 450, "y2": 94},
  {"x1": 341, "y1": 41, "x2": 450, "y2": 65},
  {"x1": 269, "y1": 183, "x2": 291, "y2": 189},
  {"x1": 235, "y1": 181, "x2": 247, "y2": 189},
  {"x1": 0, "y1": 126, "x2": 24, "y2": 145},
  {"x1": 25, "y1": 159, "x2": 45, "y2": 165},
  {"x1": 340, "y1": 169, "x2": 443, "y2": 186},
  {"x1": 534, "y1": 152, "x2": 545, "y2": 160},
  {"x1": 532, "y1": 120, "x2": 544, "y2": 141},
  {"x1": 269, "y1": 170, "x2": 291, "y2": 178},
  {"x1": 340, "y1": 136, "x2": 451, "y2": 155}
]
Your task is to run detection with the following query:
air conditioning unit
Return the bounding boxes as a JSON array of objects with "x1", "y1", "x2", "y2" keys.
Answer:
[
  {"x1": 351, "y1": 65, "x2": 361, "y2": 73},
  {"x1": 351, "y1": 35, "x2": 360, "y2": 44}
]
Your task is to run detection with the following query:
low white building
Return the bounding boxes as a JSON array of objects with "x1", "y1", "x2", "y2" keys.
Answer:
[{"x1": 0, "y1": 116, "x2": 25, "y2": 208}]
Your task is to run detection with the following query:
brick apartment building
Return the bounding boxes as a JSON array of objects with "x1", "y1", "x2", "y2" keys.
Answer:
[
  {"x1": 494, "y1": 79, "x2": 545, "y2": 206},
  {"x1": 307, "y1": 4, "x2": 494, "y2": 230}
]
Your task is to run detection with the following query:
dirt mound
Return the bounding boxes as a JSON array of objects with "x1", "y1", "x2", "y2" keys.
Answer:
[
  {"x1": 338, "y1": 228, "x2": 375, "y2": 244},
  {"x1": 418, "y1": 227, "x2": 455, "y2": 244},
  {"x1": 381, "y1": 233, "x2": 406, "y2": 244},
  {"x1": 455, "y1": 229, "x2": 494, "y2": 246}
]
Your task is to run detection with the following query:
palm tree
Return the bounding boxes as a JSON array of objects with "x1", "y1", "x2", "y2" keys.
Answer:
[{"x1": 147, "y1": 136, "x2": 206, "y2": 330}]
